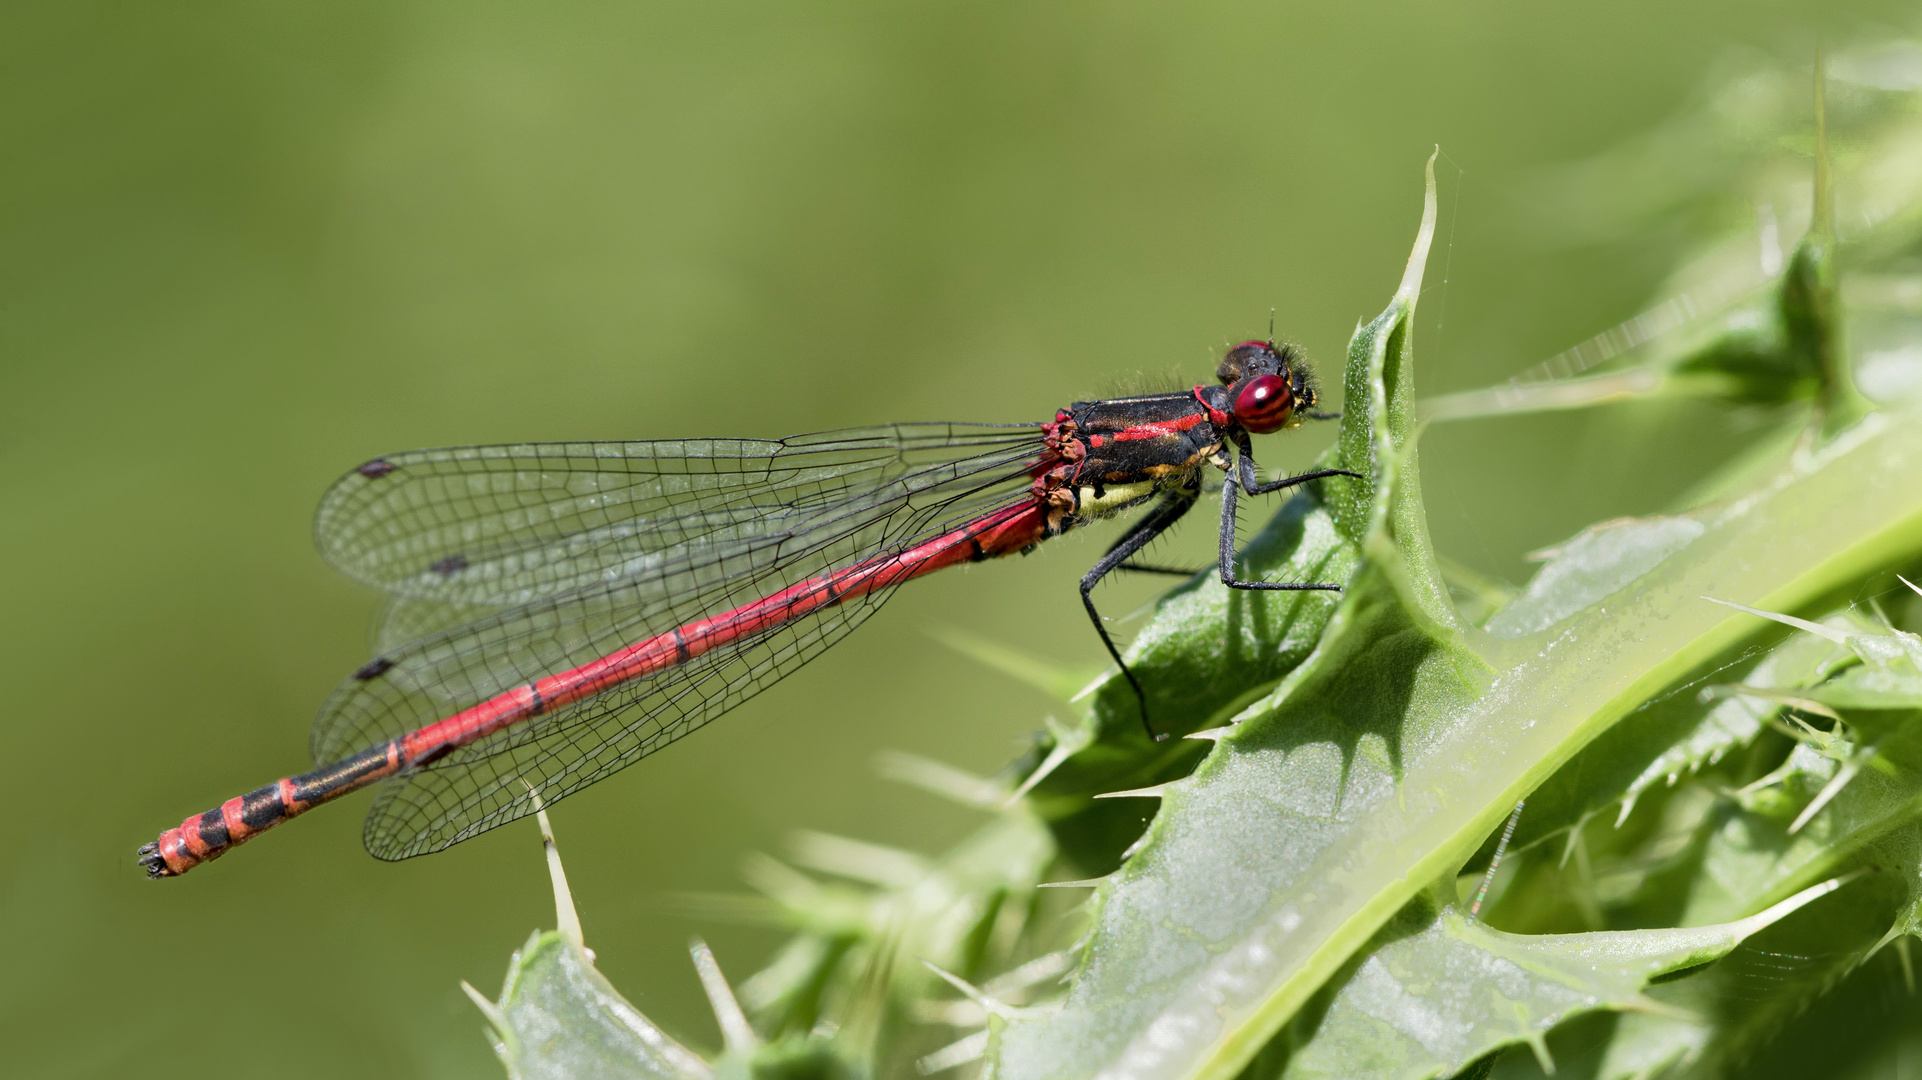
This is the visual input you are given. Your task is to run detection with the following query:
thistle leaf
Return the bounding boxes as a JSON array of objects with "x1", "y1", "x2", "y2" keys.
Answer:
[{"x1": 1278, "y1": 878, "x2": 1853, "y2": 1080}]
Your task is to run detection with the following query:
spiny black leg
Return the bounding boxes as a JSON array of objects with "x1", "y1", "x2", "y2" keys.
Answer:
[
  {"x1": 1232, "y1": 432, "x2": 1363, "y2": 498},
  {"x1": 1218, "y1": 441, "x2": 1362, "y2": 591},
  {"x1": 1219, "y1": 473, "x2": 1334, "y2": 591},
  {"x1": 1116, "y1": 562, "x2": 1203, "y2": 577},
  {"x1": 1099, "y1": 499, "x2": 1200, "y2": 579},
  {"x1": 1081, "y1": 493, "x2": 1196, "y2": 741},
  {"x1": 1240, "y1": 467, "x2": 1360, "y2": 497},
  {"x1": 1097, "y1": 498, "x2": 1192, "y2": 559}
]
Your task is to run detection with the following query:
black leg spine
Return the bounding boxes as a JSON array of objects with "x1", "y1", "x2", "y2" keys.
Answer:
[
  {"x1": 1217, "y1": 438, "x2": 1361, "y2": 592},
  {"x1": 1081, "y1": 493, "x2": 1196, "y2": 741}
]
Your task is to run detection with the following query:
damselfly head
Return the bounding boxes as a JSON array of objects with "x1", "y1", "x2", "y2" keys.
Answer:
[{"x1": 1218, "y1": 340, "x2": 1317, "y2": 433}]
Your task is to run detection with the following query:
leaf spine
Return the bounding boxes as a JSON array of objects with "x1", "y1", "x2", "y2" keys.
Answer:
[{"x1": 1094, "y1": 783, "x2": 1171, "y2": 800}]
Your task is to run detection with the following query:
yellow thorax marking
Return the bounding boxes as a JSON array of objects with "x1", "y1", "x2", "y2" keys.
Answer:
[{"x1": 1077, "y1": 480, "x2": 1157, "y2": 516}]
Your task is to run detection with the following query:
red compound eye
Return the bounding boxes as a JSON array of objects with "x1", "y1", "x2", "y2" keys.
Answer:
[{"x1": 1232, "y1": 374, "x2": 1292, "y2": 433}]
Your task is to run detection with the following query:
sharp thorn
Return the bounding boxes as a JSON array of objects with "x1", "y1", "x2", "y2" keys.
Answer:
[
  {"x1": 1093, "y1": 783, "x2": 1171, "y2": 800},
  {"x1": 690, "y1": 938, "x2": 758, "y2": 1054},
  {"x1": 1038, "y1": 877, "x2": 1109, "y2": 889},
  {"x1": 1703, "y1": 596, "x2": 1850, "y2": 644}
]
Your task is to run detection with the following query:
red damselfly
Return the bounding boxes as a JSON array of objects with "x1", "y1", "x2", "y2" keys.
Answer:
[{"x1": 139, "y1": 340, "x2": 1356, "y2": 877}]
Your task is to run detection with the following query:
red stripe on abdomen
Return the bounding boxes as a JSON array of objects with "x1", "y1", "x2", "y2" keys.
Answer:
[
  {"x1": 399, "y1": 501, "x2": 1047, "y2": 762},
  {"x1": 141, "y1": 741, "x2": 405, "y2": 876}
]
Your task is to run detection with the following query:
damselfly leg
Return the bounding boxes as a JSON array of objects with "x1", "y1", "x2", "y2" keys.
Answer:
[{"x1": 1080, "y1": 448, "x2": 1362, "y2": 742}]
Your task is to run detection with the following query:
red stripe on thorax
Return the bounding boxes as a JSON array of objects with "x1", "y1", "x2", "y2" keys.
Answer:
[
  {"x1": 1109, "y1": 411, "x2": 1206, "y2": 442},
  {"x1": 1193, "y1": 386, "x2": 1230, "y2": 427}
]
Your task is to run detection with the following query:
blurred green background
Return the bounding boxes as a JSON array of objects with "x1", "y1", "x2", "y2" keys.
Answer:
[{"x1": 2, "y1": 2, "x2": 1908, "y2": 1077}]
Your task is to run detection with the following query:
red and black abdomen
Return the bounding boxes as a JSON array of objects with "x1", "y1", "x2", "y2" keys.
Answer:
[{"x1": 137, "y1": 741, "x2": 405, "y2": 877}]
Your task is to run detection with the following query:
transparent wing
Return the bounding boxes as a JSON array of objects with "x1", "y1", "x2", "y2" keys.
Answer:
[
  {"x1": 316, "y1": 424, "x2": 1043, "y2": 608},
  {"x1": 359, "y1": 571, "x2": 886, "y2": 860},
  {"x1": 370, "y1": 596, "x2": 503, "y2": 654},
  {"x1": 306, "y1": 422, "x2": 1050, "y2": 860}
]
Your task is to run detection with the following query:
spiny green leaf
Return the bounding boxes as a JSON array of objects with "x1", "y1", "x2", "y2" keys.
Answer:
[
  {"x1": 469, "y1": 809, "x2": 717, "y2": 1079},
  {"x1": 1277, "y1": 878, "x2": 1852, "y2": 1080},
  {"x1": 1593, "y1": 838, "x2": 1917, "y2": 1080},
  {"x1": 471, "y1": 930, "x2": 713, "y2": 1080},
  {"x1": 1498, "y1": 606, "x2": 1863, "y2": 862},
  {"x1": 1625, "y1": 617, "x2": 1862, "y2": 806},
  {"x1": 715, "y1": 807, "x2": 1054, "y2": 1069},
  {"x1": 1580, "y1": 615, "x2": 1922, "y2": 1078},
  {"x1": 1483, "y1": 517, "x2": 1706, "y2": 640},
  {"x1": 1803, "y1": 628, "x2": 1922, "y2": 714}
]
